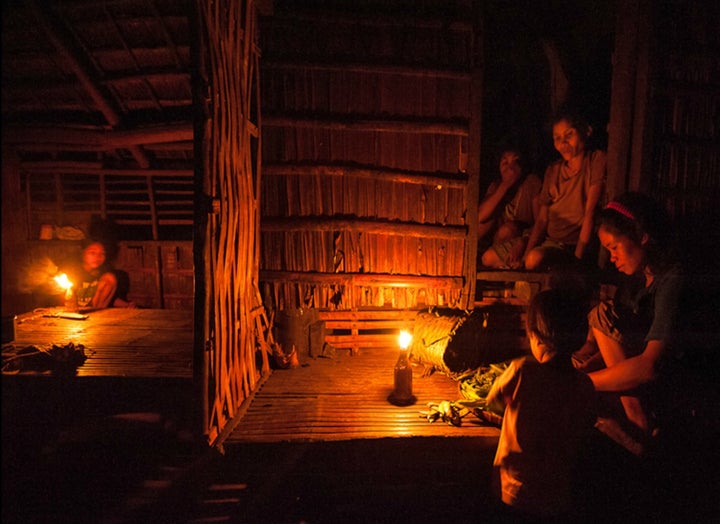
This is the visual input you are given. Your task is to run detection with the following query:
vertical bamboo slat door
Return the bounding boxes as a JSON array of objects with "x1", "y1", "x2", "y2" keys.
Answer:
[{"x1": 195, "y1": 0, "x2": 272, "y2": 448}]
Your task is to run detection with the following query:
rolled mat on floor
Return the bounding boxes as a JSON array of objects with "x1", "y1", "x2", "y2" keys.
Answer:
[{"x1": 409, "y1": 304, "x2": 527, "y2": 377}]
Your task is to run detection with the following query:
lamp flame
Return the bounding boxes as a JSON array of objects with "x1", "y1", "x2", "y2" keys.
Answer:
[
  {"x1": 54, "y1": 273, "x2": 73, "y2": 291},
  {"x1": 398, "y1": 330, "x2": 412, "y2": 350}
]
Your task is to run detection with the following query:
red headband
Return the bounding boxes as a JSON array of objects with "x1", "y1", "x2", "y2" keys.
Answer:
[{"x1": 605, "y1": 201, "x2": 635, "y2": 220}]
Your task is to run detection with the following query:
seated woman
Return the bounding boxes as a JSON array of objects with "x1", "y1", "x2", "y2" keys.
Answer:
[
  {"x1": 522, "y1": 109, "x2": 606, "y2": 271},
  {"x1": 586, "y1": 192, "x2": 683, "y2": 436},
  {"x1": 62, "y1": 239, "x2": 136, "y2": 309},
  {"x1": 477, "y1": 146, "x2": 542, "y2": 269}
]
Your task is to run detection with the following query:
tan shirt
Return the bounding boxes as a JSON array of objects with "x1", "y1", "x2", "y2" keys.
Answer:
[{"x1": 539, "y1": 150, "x2": 606, "y2": 244}]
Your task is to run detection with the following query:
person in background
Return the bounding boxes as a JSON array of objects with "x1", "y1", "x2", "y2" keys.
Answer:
[
  {"x1": 522, "y1": 110, "x2": 606, "y2": 271},
  {"x1": 62, "y1": 239, "x2": 136, "y2": 309},
  {"x1": 477, "y1": 146, "x2": 542, "y2": 269},
  {"x1": 586, "y1": 192, "x2": 684, "y2": 436},
  {"x1": 486, "y1": 288, "x2": 596, "y2": 520}
]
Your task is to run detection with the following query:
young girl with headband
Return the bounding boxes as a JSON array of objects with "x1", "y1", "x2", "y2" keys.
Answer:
[{"x1": 586, "y1": 191, "x2": 681, "y2": 436}]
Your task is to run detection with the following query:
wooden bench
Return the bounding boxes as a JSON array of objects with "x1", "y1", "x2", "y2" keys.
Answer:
[
  {"x1": 475, "y1": 270, "x2": 551, "y2": 305},
  {"x1": 318, "y1": 308, "x2": 419, "y2": 355}
]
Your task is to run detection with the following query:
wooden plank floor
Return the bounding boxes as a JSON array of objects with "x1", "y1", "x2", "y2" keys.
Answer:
[
  {"x1": 6, "y1": 307, "x2": 193, "y2": 378},
  {"x1": 227, "y1": 348, "x2": 501, "y2": 443}
]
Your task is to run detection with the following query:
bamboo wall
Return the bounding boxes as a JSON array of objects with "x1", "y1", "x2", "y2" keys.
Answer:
[
  {"x1": 644, "y1": 1, "x2": 720, "y2": 270},
  {"x1": 257, "y1": 1, "x2": 481, "y2": 322},
  {"x1": 11, "y1": 165, "x2": 194, "y2": 311}
]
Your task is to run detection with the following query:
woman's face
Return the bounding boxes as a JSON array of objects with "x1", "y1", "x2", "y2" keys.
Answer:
[
  {"x1": 598, "y1": 225, "x2": 646, "y2": 275},
  {"x1": 552, "y1": 119, "x2": 586, "y2": 162},
  {"x1": 83, "y1": 242, "x2": 107, "y2": 271}
]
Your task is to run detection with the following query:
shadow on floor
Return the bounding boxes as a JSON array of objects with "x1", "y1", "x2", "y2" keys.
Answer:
[
  {"x1": 4, "y1": 363, "x2": 719, "y2": 523},
  {"x1": 3, "y1": 422, "x2": 719, "y2": 523}
]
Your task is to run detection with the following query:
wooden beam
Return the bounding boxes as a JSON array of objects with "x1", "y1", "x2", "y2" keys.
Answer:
[
  {"x1": 259, "y1": 270, "x2": 463, "y2": 289},
  {"x1": 20, "y1": 162, "x2": 193, "y2": 177},
  {"x1": 261, "y1": 216, "x2": 467, "y2": 239},
  {"x1": 3, "y1": 123, "x2": 194, "y2": 148},
  {"x1": 268, "y1": 10, "x2": 473, "y2": 33},
  {"x1": 262, "y1": 163, "x2": 467, "y2": 189},
  {"x1": 263, "y1": 115, "x2": 468, "y2": 136},
  {"x1": 25, "y1": 0, "x2": 151, "y2": 168},
  {"x1": 263, "y1": 60, "x2": 471, "y2": 81}
]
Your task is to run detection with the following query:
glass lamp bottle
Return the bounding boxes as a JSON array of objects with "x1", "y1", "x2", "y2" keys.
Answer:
[
  {"x1": 64, "y1": 285, "x2": 78, "y2": 311},
  {"x1": 389, "y1": 330, "x2": 415, "y2": 406}
]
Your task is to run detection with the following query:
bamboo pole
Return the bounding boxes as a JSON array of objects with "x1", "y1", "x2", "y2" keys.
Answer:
[
  {"x1": 262, "y1": 115, "x2": 468, "y2": 136},
  {"x1": 262, "y1": 216, "x2": 467, "y2": 239},
  {"x1": 259, "y1": 270, "x2": 462, "y2": 289}
]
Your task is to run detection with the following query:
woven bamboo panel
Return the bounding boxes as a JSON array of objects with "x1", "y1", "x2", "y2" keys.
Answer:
[{"x1": 257, "y1": 1, "x2": 480, "y2": 314}]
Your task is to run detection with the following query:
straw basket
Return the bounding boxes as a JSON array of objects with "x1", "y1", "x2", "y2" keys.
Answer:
[{"x1": 409, "y1": 305, "x2": 527, "y2": 377}]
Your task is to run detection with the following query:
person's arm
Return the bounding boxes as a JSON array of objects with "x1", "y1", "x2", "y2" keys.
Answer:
[
  {"x1": 90, "y1": 272, "x2": 118, "y2": 309},
  {"x1": 574, "y1": 181, "x2": 604, "y2": 260},
  {"x1": 505, "y1": 181, "x2": 542, "y2": 269},
  {"x1": 485, "y1": 359, "x2": 520, "y2": 415},
  {"x1": 477, "y1": 180, "x2": 510, "y2": 225},
  {"x1": 591, "y1": 269, "x2": 682, "y2": 391},
  {"x1": 522, "y1": 201, "x2": 548, "y2": 260},
  {"x1": 588, "y1": 339, "x2": 664, "y2": 392},
  {"x1": 531, "y1": 184, "x2": 541, "y2": 223}
]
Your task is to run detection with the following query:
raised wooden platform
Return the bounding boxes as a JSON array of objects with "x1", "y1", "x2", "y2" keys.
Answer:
[
  {"x1": 3, "y1": 307, "x2": 196, "y2": 442},
  {"x1": 226, "y1": 347, "x2": 501, "y2": 443},
  {"x1": 4, "y1": 307, "x2": 193, "y2": 377}
]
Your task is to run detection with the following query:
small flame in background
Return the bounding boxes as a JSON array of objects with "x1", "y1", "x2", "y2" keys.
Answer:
[
  {"x1": 53, "y1": 273, "x2": 73, "y2": 291},
  {"x1": 398, "y1": 330, "x2": 412, "y2": 350}
]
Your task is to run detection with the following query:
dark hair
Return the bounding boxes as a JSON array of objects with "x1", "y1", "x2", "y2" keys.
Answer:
[
  {"x1": 551, "y1": 108, "x2": 592, "y2": 142},
  {"x1": 597, "y1": 192, "x2": 678, "y2": 273},
  {"x1": 86, "y1": 215, "x2": 119, "y2": 261},
  {"x1": 526, "y1": 289, "x2": 588, "y2": 356},
  {"x1": 491, "y1": 132, "x2": 531, "y2": 174},
  {"x1": 497, "y1": 145, "x2": 529, "y2": 174}
]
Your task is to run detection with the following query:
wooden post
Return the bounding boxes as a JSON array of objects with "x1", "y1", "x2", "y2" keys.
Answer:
[{"x1": 461, "y1": 6, "x2": 484, "y2": 310}]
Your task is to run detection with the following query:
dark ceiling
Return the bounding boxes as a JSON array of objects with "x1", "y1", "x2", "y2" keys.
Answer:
[
  {"x1": 2, "y1": 0, "x2": 194, "y2": 170},
  {"x1": 1, "y1": 0, "x2": 615, "y2": 174}
]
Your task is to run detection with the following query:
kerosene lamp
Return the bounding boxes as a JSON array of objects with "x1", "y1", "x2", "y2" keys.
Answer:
[
  {"x1": 54, "y1": 273, "x2": 77, "y2": 311},
  {"x1": 388, "y1": 330, "x2": 415, "y2": 406}
]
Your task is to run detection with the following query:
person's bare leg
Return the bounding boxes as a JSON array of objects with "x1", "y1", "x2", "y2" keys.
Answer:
[
  {"x1": 493, "y1": 222, "x2": 520, "y2": 244},
  {"x1": 592, "y1": 328, "x2": 649, "y2": 432},
  {"x1": 91, "y1": 272, "x2": 118, "y2": 309},
  {"x1": 481, "y1": 248, "x2": 502, "y2": 268},
  {"x1": 524, "y1": 248, "x2": 544, "y2": 270}
]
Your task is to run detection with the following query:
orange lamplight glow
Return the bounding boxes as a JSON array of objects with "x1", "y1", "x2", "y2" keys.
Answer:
[
  {"x1": 53, "y1": 273, "x2": 77, "y2": 310},
  {"x1": 398, "y1": 330, "x2": 412, "y2": 350},
  {"x1": 54, "y1": 273, "x2": 73, "y2": 292}
]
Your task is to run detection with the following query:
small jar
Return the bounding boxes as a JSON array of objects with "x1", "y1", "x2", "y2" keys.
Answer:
[{"x1": 65, "y1": 288, "x2": 78, "y2": 311}]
